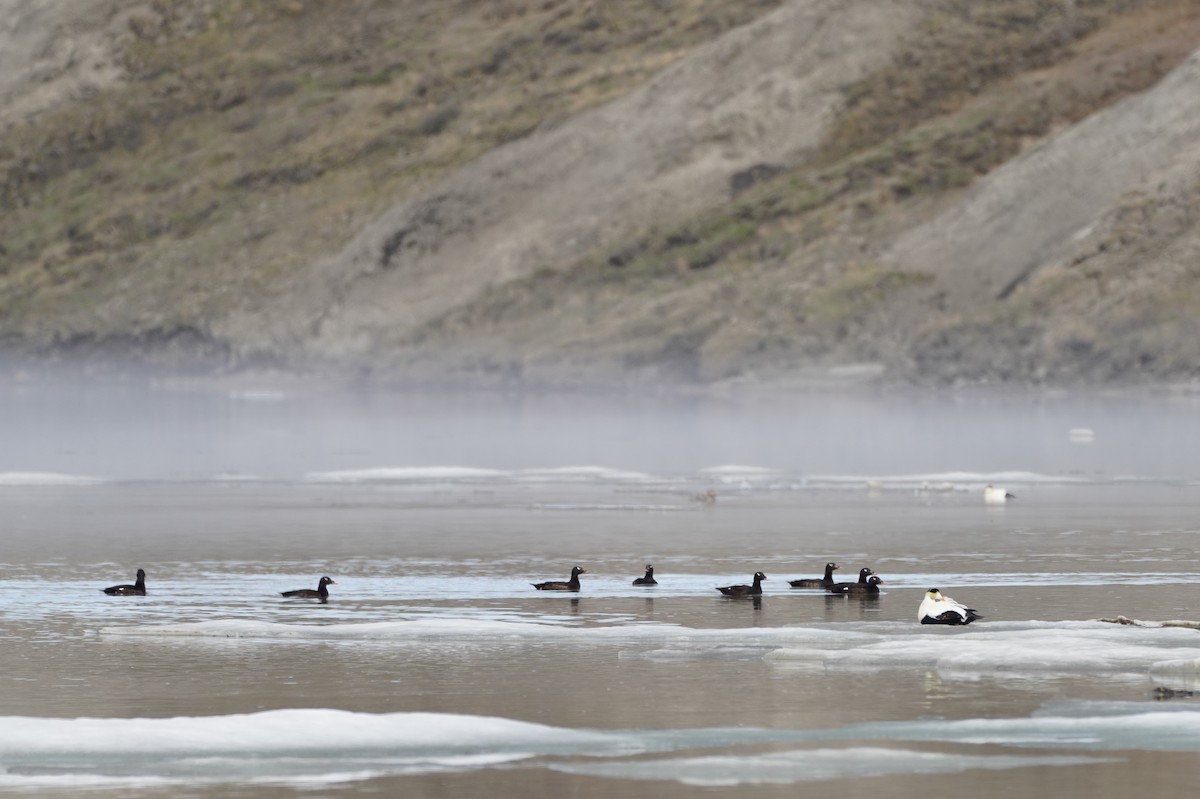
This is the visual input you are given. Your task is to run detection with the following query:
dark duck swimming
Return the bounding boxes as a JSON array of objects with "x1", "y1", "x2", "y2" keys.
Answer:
[
  {"x1": 828, "y1": 567, "x2": 875, "y2": 593},
  {"x1": 633, "y1": 565, "x2": 657, "y2": 586},
  {"x1": 102, "y1": 568, "x2": 146, "y2": 596},
  {"x1": 533, "y1": 566, "x2": 587, "y2": 591},
  {"x1": 281, "y1": 576, "x2": 335, "y2": 603},
  {"x1": 830, "y1": 574, "x2": 885, "y2": 596},
  {"x1": 789, "y1": 562, "x2": 839, "y2": 589},
  {"x1": 918, "y1": 588, "x2": 982, "y2": 625},
  {"x1": 717, "y1": 572, "x2": 766, "y2": 598}
]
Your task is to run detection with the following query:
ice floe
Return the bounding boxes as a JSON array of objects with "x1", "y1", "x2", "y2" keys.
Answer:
[
  {"x1": 96, "y1": 617, "x2": 1200, "y2": 688},
  {"x1": 0, "y1": 702, "x2": 1191, "y2": 789}
]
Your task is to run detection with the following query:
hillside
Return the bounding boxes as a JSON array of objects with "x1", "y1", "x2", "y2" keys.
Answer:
[{"x1": 2, "y1": 0, "x2": 1199, "y2": 393}]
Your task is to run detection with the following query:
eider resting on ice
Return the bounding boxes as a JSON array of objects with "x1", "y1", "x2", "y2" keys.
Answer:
[
  {"x1": 789, "y1": 562, "x2": 839, "y2": 589},
  {"x1": 102, "y1": 568, "x2": 146, "y2": 596},
  {"x1": 717, "y1": 572, "x2": 766, "y2": 598},
  {"x1": 633, "y1": 565, "x2": 657, "y2": 586},
  {"x1": 983, "y1": 484, "x2": 1015, "y2": 504},
  {"x1": 533, "y1": 566, "x2": 587, "y2": 591},
  {"x1": 919, "y1": 588, "x2": 981, "y2": 625}
]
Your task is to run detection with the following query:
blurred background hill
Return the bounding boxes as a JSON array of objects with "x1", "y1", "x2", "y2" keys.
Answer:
[{"x1": 3, "y1": 0, "x2": 1199, "y2": 394}]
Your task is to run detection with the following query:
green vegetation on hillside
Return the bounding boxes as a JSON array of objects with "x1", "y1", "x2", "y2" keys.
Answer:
[{"x1": 0, "y1": 0, "x2": 783, "y2": 341}]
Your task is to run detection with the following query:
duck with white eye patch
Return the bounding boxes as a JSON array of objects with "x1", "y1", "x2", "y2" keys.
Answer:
[
  {"x1": 827, "y1": 567, "x2": 874, "y2": 594},
  {"x1": 716, "y1": 572, "x2": 766, "y2": 598},
  {"x1": 918, "y1": 588, "x2": 981, "y2": 625},
  {"x1": 789, "y1": 561, "x2": 839, "y2": 589},
  {"x1": 632, "y1": 565, "x2": 657, "y2": 586},
  {"x1": 829, "y1": 574, "x2": 885, "y2": 597},
  {"x1": 281, "y1": 576, "x2": 336, "y2": 604},
  {"x1": 532, "y1": 566, "x2": 587, "y2": 591}
]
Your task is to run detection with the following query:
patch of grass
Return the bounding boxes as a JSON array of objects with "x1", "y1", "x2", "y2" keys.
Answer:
[
  {"x1": 823, "y1": 0, "x2": 1133, "y2": 159},
  {"x1": 804, "y1": 263, "x2": 935, "y2": 326},
  {"x1": 592, "y1": 214, "x2": 759, "y2": 284}
]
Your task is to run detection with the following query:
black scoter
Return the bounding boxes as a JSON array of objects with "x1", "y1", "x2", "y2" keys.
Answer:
[
  {"x1": 102, "y1": 568, "x2": 146, "y2": 596},
  {"x1": 717, "y1": 572, "x2": 766, "y2": 598},
  {"x1": 789, "y1": 562, "x2": 839, "y2": 589},
  {"x1": 281, "y1": 576, "x2": 335, "y2": 603},
  {"x1": 633, "y1": 565, "x2": 657, "y2": 586},
  {"x1": 533, "y1": 566, "x2": 587, "y2": 591},
  {"x1": 830, "y1": 574, "x2": 885, "y2": 596},
  {"x1": 827, "y1": 567, "x2": 875, "y2": 593}
]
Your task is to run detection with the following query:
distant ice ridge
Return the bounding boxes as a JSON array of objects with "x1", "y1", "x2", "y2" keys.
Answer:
[
  {"x1": 515, "y1": 466, "x2": 662, "y2": 483},
  {"x1": 700, "y1": 465, "x2": 782, "y2": 484},
  {"x1": 301, "y1": 465, "x2": 661, "y2": 484},
  {"x1": 806, "y1": 470, "x2": 1087, "y2": 490},
  {"x1": 0, "y1": 471, "x2": 104, "y2": 486},
  {"x1": 0, "y1": 702, "x2": 1192, "y2": 789},
  {"x1": 302, "y1": 466, "x2": 507, "y2": 483}
]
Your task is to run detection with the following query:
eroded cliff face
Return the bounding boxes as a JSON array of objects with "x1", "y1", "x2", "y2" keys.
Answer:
[
  {"x1": 3, "y1": 1, "x2": 1199, "y2": 392},
  {"x1": 0, "y1": 0, "x2": 130, "y2": 130},
  {"x1": 229, "y1": 0, "x2": 924, "y2": 377},
  {"x1": 880, "y1": 48, "x2": 1200, "y2": 387}
]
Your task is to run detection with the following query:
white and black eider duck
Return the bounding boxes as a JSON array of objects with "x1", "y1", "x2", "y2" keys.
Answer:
[
  {"x1": 717, "y1": 572, "x2": 766, "y2": 598},
  {"x1": 789, "y1": 562, "x2": 839, "y2": 589},
  {"x1": 983, "y1": 484, "x2": 1015, "y2": 504},
  {"x1": 533, "y1": 566, "x2": 587, "y2": 591},
  {"x1": 918, "y1": 588, "x2": 981, "y2": 625}
]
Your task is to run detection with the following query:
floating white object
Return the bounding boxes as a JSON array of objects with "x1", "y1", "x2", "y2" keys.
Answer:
[{"x1": 983, "y1": 484, "x2": 1015, "y2": 504}]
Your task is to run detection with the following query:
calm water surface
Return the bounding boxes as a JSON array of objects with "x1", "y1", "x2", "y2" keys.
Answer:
[{"x1": 0, "y1": 383, "x2": 1198, "y2": 797}]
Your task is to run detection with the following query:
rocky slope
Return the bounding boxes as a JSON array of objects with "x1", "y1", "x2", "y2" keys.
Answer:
[{"x1": 2, "y1": 0, "x2": 1199, "y2": 393}]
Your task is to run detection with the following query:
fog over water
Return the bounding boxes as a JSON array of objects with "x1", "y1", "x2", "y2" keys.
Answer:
[{"x1": 4, "y1": 375, "x2": 1200, "y2": 482}]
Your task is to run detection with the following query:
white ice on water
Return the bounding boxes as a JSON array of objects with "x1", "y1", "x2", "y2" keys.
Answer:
[
  {"x1": 99, "y1": 616, "x2": 1200, "y2": 688},
  {"x1": 804, "y1": 470, "x2": 1084, "y2": 491},
  {"x1": 99, "y1": 617, "x2": 873, "y2": 647},
  {"x1": 766, "y1": 621, "x2": 1200, "y2": 684},
  {"x1": 0, "y1": 701, "x2": 1194, "y2": 789},
  {"x1": 302, "y1": 466, "x2": 508, "y2": 483},
  {"x1": 0, "y1": 471, "x2": 105, "y2": 486},
  {"x1": 301, "y1": 465, "x2": 662, "y2": 485}
]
